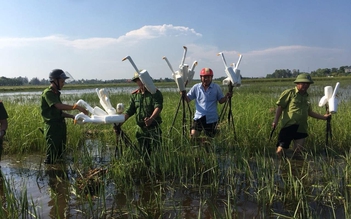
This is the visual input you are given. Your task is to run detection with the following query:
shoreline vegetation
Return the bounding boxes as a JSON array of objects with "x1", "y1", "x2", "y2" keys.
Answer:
[
  {"x1": 0, "y1": 76, "x2": 344, "y2": 92},
  {"x1": 0, "y1": 76, "x2": 350, "y2": 218}
]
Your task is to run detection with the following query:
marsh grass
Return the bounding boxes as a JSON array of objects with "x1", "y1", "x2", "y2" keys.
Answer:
[{"x1": 1, "y1": 77, "x2": 351, "y2": 218}]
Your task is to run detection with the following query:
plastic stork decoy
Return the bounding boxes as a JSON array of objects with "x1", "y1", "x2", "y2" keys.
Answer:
[
  {"x1": 74, "y1": 88, "x2": 125, "y2": 124},
  {"x1": 318, "y1": 82, "x2": 340, "y2": 147},
  {"x1": 217, "y1": 52, "x2": 243, "y2": 140},
  {"x1": 163, "y1": 46, "x2": 197, "y2": 92},
  {"x1": 318, "y1": 82, "x2": 340, "y2": 113},
  {"x1": 162, "y1": 46, "x2": 198, "y2": 136},
  {"x1": 218, "y1": 52, "x2": 242, "y2": 87},
  {"x1": 122, "y1": 55, "x2": 157, "y2": 94}
]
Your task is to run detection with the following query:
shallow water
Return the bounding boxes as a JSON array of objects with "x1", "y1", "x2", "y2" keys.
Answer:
[
  {"x1": 1, "y1": 151, "x2": 348, "y2": 218},
  {"x1": 0, "y1": 86, "x2": 179, "y2": 97},
  {"x1": 0, "y1": 155, "x2": 67, "y2": 218},
  {"x1": 0, "y1": 142, "x2": 116, "y2": 218},
  {"x1": 0, "y1": 154, "x2": 262, "y2": 218}
]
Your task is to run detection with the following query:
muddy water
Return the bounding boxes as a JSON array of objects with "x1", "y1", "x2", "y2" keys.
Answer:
[
  {"x1": 0, "y1": 155, "x2": 261, "y2": 218},
  {"x1": 0, "y1": 139, "x2": 263, "y2": 219},
  {"x1": 0, "y1": 155, "x2": 67, "y2": 218},
  {"x1": 0, "y1": 141, "x2": 116, "y2": 218},
  {"x1": 1, "y1": 156, "x2": 92, "y2": 218},
  {"x1": 1, "y1": 146, "x2": 349, "y2": 218}
]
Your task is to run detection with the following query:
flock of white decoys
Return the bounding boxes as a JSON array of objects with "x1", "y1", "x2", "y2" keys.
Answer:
[{"x1": 73, "y1": 46, "x2": 339, "y2": 125}]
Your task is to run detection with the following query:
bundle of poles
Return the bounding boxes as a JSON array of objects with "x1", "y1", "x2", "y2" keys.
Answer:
[
  {"x1": 113, "y1": 123, "x2": 142, "y2": 157},
  {"x1": 217, "y1": 82, "x2": 237, "y2": 140}
]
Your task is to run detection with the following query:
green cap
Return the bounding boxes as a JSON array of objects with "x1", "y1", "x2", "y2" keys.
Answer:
[{"x1": 294, "y1": 73, "x2": 314, "y2": 84}]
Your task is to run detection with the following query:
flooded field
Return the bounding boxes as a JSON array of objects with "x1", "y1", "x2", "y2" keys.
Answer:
[
  {"x1": 1, "y1": 80, "x2": 351, "y2": 218},
  {"x1": 0, "y1": 148, "x2": 349, "y2": 218},
  {"x1": 2, "y1": 146, "x2": 257, "y2": 218}
]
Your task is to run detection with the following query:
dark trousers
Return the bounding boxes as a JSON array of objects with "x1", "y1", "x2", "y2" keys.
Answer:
[
  {"x1": 136, "y1": 125, "x2": 162, "y2": 161},
  {"x1": 191, "y1": 116, "x2": 218, "y2": 137},
  {"x1": 276, "y1": 124, "x2": 308, "y2": 149},
  {"x1": 44, "y1": 121, "x2": 67, "y2": 163}
]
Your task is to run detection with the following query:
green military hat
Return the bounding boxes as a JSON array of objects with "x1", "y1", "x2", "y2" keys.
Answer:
[
  {"x1": 294, "y1": 73, "x2": 314, "y2": 84},
  {"x1": 132, "y1": 70, "x2": 143, "y2": 82},
  {"x1": 131, "y1": 72, "x2": 139, "y2": 82}
]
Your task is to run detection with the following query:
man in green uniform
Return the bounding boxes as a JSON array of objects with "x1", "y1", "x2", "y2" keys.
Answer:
[
  {"x1": 0, "y1": 101, "x2": 8, "y2": 161},
  {"x1": 119, "y1": 72, "x2": 163, "y2": 163},
  {"x1": 272, "y1": 73, "x2": 330, "y2": 158},
  {"x1": 41, "y1": 69, "x2": 88, "y2": 164}
]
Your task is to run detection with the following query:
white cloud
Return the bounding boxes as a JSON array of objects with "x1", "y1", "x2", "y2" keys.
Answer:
[
  {"x1": 0, "y1": 24, "x2": 202, "y2": 49},
  {"x1": 0, "y1": 25, "x2": 349, "y2": 80},
  {"x1": 246, "y1": 45, "x2": 343, "y2": 57},
  {"x1": 120, "y1": 24, "x2": 202, "y2": 42}
]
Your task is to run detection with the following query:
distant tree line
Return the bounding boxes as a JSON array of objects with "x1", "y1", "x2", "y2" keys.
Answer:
[
  {"x1": 0, "y1": 76, "x2": 29, "y2": 86},
  {"x1": 0, "y1": 76, "x2": 176, "y2": 86},
  {"x1": 0, "y1": 65, "x2": 350, "y2": 86},
  {"x1": 266, "y1": 66, "x2": 351, "y2": 78}
]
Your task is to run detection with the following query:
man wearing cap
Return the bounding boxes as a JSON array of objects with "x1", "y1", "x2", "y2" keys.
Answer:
[
  {"x1": 272, "y1": 73, "x2": 330, "y2": 158},
  {"x1": 41, "y1": 69, "x2": 88, "y2": 164},
  {"x1": 121, "y1": 72, "x2": 163, "y2": 163},
  {"x1": 183, "y1": 68, "x2": 231, "y2": 139}
]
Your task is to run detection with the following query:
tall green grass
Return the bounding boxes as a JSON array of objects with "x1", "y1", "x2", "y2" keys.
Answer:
[{"x1": 0, "y1": 78, "x2": 350, "y2": 218}]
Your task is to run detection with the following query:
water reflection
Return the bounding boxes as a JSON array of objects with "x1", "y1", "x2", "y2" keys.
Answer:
[
  {"x1": 45, "y1": 165, "x2": 69, "y2": 219},
  {"x1": 0, "y1": 155, "x2": 71, "y2": 218},
  {"x1": 0, "y1": 152, "x2": 349, "y2": 218}
]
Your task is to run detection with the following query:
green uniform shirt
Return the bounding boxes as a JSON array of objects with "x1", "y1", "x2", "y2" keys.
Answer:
[
  {"x1": 41, "y1": 86, "x2": 64, "y2": 123},
  {"x1": 125, "y1": 89, "x2": 163, "y2": 127},
  {"x1": 276, "y1": 87, "x2": 312, "y2": 133},
  {"x1": 0, "y1": 102, "x2": 8, "y2": 120}
]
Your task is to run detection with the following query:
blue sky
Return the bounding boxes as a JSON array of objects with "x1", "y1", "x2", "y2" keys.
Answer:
[{"x1": 0, "y1": 0, "x2": 350, "y2": 81}]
